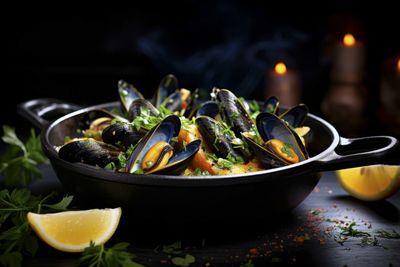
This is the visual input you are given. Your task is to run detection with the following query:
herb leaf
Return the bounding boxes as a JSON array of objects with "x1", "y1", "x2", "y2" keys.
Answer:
[
  {"x1": 0, "y1": 189, "x2": 74, "y2": 267},
  {"x1": 1, "y1": 126, "x2": 48, "y2": 187},
  {"x1": 79, "y1": 241, "x2": 144, "y2": 267},
  {"x1": 171, "y1": 254, "x2": 195, "y2": 267},
  {"x1": 376, "y1": 229, "x2": 400, "y2": 239}
]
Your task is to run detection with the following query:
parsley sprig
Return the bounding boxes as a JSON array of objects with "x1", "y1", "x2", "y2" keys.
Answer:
[
  {"x1": 79, "y1": 242, "x2": 144, "y2": 267},
  {"x1": 0, "y1": 188, "x2": 73, "y2": 267},
  {"x1": 0, "y1": 126, "x2": 48, "y2": 187}
]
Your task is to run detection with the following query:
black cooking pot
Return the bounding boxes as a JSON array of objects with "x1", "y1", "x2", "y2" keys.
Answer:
[{"x1": 18, "y1": 99, "x2": 399, "y2": 226}]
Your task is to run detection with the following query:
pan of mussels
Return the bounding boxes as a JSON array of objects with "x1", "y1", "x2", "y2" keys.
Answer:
[{"x1": 18, "y1": 75, "x2": 398, "y2": 225}]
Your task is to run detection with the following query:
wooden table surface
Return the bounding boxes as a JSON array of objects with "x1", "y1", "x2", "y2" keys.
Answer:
[{"x1": 11, "y1": 166, "x2": 400, "y2": 266}]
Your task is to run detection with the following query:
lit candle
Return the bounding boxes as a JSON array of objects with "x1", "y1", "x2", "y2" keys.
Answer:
[
  {"x1": 265, "y1": 62, "x2": 301, "y2": 107},
  {"x1": 331, "y1": 33, "x2": 365, "y2": 83}
]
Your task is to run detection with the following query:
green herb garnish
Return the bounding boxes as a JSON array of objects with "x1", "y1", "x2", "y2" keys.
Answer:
[
  {"x1": 338, "y1": 222, "x2": 370, "y2": 238},
  {"x1": 162, "y1": 241, "x2": 182, "y2": 255},
  {"x1": 249, "y1": 100, "x2": 260, "y2": 113},
  {"x1": 376, "y1": 229, "x2": 400, "y2": 239},
  {"x1": 171, "y1": 254, "x2": 195, "y2": 267},
  {"x1": 79, "y1": 241, "x2": 143, "y2": 267},
  {"x1": 1, "y1": 126, "x2": 48, "y2": 187},
  {"x1": 131, "y1": 108, "x2": 163, "y2": 131},
  {"x1": 217, "y1": 158, "x2": 233, "y2": 169},
  {"x1": 192, "y1": 168, "x2": 210, "y2": 176},
  {"x1": 0, "y1": 189, "x2": 73, "y2": 266},
  {"x1": 281, "y1": 142, "x2": 294, "y2": 158}
]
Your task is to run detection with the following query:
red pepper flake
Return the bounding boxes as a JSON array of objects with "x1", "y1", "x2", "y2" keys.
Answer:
[
  {"x1": 249, "y1": 248, "x2": 258, "y2": 255},
  {"x1": 160, "y1": 259, "x2": 169, "y2": 264}
]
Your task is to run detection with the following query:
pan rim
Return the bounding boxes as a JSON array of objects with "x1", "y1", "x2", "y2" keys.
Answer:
[{"x1": 41, "y1": 101, "x2": 339, "y2": 186}]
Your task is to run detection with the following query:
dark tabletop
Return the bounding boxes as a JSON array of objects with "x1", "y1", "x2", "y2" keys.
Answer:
[{"x1": 17, "y1": 165, "x2": 400, "y2": 267}]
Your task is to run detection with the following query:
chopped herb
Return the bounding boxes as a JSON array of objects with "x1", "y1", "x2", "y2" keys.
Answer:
[
  {"x1": 226, "y1": 153, "x2": 244, "y2": 164},
  {"x1": 180, "y1": 117, "x2": 195, "y2": 131},
  {"x1": 79, "y1": 241, "x2": 143, "y2": 267},
  {"x1": 281, "y1": 142, "x2": 294, "y2": 158},
  {"x1": 376, "y1": 229, "x2": 400, "y2": 239},
  {"x1": 145, "y1": 160, "x2": 154, "y2": 168},
  {"x1": 240, "y1": 259, "x2": 254, "y2": 267},
  {"x1": 117, "y1": 153, "x2": 127, "y2": 168},
  {"x1": 338, "y1": 222, "x2": 370, "y2": 238},
  {"x1": 192, "y1": 168, "x2": 210, "y2": 176},
  {"x1": 205, "y1": 152, "x2": 218, "y2": 162},
  {"x1": 83, "y1": 129, "x2": 101, "y2": 140},
  {"x1": 231, "y1": 137, "x2": 245, "y2": 149},
  {"x1": 170, "y1": 136, "x2": 179, "y2": 144},
  {"x1": 159, "y1": 105, "x2": 173, "y2": 116},
  {"x1": 63, "y1": 136, "x2": 72, "y2": 143},
  {"x1": 1, "y1": 126, "x2": 48, "y2": 187},
  {"x1": 249, "y1": 100, "x2": 260, "y2": 113},
  {"x1": 131, "y1": 107, "x2": 164, "y2": 131},
  {"x1": 231, "y1": 111, "x2": 239, "y2": 121},
  {"x1": 162, "y1": 241, "x2": 182, "y2": 255},
  {"x1": 171, "y1": 254, "x2": 195, "y2": 267},
  {"x1": 217, "y1": 158, "x2": 233, "y2": 169},
  {"x1": 126, "y1": 144, "x2": 137, "y2": 157},
  {"x1": 133, "y1": 169, "x2": 144, "y2": 175},
  {"x1": 359, "y1": 236, "x2": 385, "y2": 248},
  {"x1": 105, "y1": 162, "x2": 117, "y2": 171},
  {"x1": 182, "y1": 141, "x2": 187, "y2": 151}
]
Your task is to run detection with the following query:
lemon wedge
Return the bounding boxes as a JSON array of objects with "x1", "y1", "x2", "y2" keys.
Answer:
[
  {"x1": 336, "y1": 165, "x2": 400, "y2": 201},
  {"x1": 27, "y1": 207, "x2": 121, "y2": 252}
]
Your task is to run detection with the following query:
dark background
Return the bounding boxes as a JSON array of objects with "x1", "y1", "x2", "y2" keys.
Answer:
[{"x1": 3, "y1": 2, "x2": 400, "y2": 137}]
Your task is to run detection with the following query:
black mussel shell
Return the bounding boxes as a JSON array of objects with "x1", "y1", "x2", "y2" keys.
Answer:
[
  {"x1": 58, "y1": 138, "x2": 120, "y2": 168},
  {"x1": 118, "y1": 80, "x2": 144, "y2": 112},
  {"x1": 279, "y1": 104, "x2": 309, "y2": 128}
]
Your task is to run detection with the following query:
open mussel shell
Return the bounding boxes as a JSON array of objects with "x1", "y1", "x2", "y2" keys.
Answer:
[
  {"x1": 215, "y1": 89, "x2": 254, "y2": 136},
  {"x1": 154, "y1": 74, "x2": 179, "y2": 108},
  {"x1": 256, "y1": 112, "x2": 308, "y2": 162},
  {"x1": 150, "y1": 140, "x2": 201, "y2": 175},
  {"x1": 279, "y1": 104, "x2": 309, "y2": 128},
  {"x1": 263, "y1": 96, "x2": 279, "y2": 114},
  {"x1": 102, "y1": 122, "x2": 146, "y2": 149},
  {"x1": 126, "y1": 115, "x2": 181, "y2": 174},
  {"x1": 58, "y1": 138, "x2": 120, "y2": 168},
  {"x1": 195, "y1": 101, "x2": 219, "y2": 118},
  {"x1": 118, "y1": 80, "x2": 144, "y2": 112},
  {"x1": 127, "y1": 99, "x2": 159, "y2": 121},
  {"x1": 241, "y1": 134, "x2": 288, "y2": 168},
  {"x1": 195, "y1": 116, "x2": 243, "y2": 161},
  {"x1": 161, "y1": 91, "x2": 182, "y2": 112},
  {"x1": 184, "y1": 88, "x2": 211, "y2": 118}
]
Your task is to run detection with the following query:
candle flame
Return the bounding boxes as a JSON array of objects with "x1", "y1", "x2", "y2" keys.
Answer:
[
  {"x1": 343, "y1": 33, "x2": 356, "y2": 47},
  {"x1": 397, "y1": 59, "x2": 400, "y2": 72},
  {"x1": 274, "y1": 62, "x2": 287, "y2": 75}
]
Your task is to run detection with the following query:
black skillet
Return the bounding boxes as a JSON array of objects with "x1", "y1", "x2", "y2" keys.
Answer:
[{"x1": 18, "y1": 98, "x2": 399, "y2": 227}]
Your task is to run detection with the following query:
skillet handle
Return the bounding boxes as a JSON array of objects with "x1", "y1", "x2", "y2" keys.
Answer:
[
  {"x1": 17, "y1": 98, "x2": 82, "y2": 128},
  {"x1": 314, "y1": 136, "x2": 399, "y2": 172}
]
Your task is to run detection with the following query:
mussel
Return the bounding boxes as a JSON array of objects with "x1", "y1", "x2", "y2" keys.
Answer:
[
  {"x1": 118, "y1": 80, "x2": 144, "y2": 113},
  {"x1": 58, "y1": 138, "x2": 120, "y2": 168},
  {"x1": 101, "y1": 122, "x2": 146, "y2": 149},
  {"x1": 243, "y1": 112, "x2": 309, "y2": 168},
  {"x1": 279, "y1": 104, "x2": 309, "y2": 128},
  {"x1": 215, "y1": 89, "x2": 254, "y2": 136},
  {"x1": 195, "y1": 116, "x2": 243, "y2": 162},
  {"x1": 257, "y1": 112, "x2": 308, "y2": 160},
  {"x1": 153, "y1": 74, "x2": 179, "y2": 108},
  {"x1": 126, "y1": 115, "x2": 200, "y2": 175},
  {"x1": 127, "y1": 98, "x2": 159, "y2": 121},
  {"x1": 263, "y1": 96, "x2": 279, "y2": 114}
]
